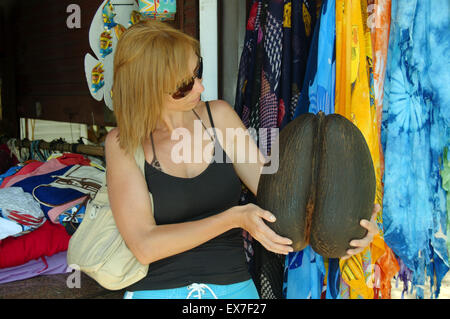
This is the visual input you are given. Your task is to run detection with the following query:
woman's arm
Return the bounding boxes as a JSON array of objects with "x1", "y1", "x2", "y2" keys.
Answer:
[
  {"x1": 105, "y1": 128, "x2": 293, "y2": 265},
  {"x1": 209, "y1": 100, "x2": 265, "y2": 196}
]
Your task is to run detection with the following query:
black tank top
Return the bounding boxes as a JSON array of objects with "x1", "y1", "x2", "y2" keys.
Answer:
[{"x1": 127, "y1": 101, "x2": 250, "y2": 291}]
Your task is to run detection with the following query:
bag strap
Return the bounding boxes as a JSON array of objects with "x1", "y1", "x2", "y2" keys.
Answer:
[
  {"x1": 133, "y1": 144, "x2": 154, "y2": 212},
  {"x1": 133, "y1": 144, "x2": 146, "y2": 175}
]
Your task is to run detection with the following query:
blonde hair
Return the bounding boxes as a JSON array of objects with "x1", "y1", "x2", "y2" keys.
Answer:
[{"x1": 112, "y1": 20, "x2": 200, "y2": 155}]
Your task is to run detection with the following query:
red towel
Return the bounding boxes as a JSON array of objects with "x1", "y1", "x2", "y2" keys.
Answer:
[
  {"x1": 56, "y1": 153, "x2": 91, "y2": 166},
  {"x1": 0, "y1": 220, "x2": 70, "y2": 269}
]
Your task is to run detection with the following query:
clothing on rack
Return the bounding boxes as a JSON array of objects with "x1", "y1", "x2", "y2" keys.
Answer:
[
  {"x1": 294, "y1": 0, "x2": 334, "y2": 117},
  {"x1": 287, "y1": 0, "x2": 341, "y2": 299},
  {"x1": 279, "y1": 0, "x2": 317, "y2": 129},
  {"x1": 334, "y1": 0, "x2": 376, "y2": 299},
  {"x1": 236, "y1": 0, "x2": 408, "y2": 299},
  {"x1": 381, "y1": 0, "x2": 450, "y2": 299},
  {"x1": 237, "y1": 0, "x2": 322, "y2": 299},
  {"x1": 366, "y1": 0, "x2": 401, "y2": 300}
]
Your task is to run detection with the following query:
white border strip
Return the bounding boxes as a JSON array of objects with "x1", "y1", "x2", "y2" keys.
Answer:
[{"x1": 199, "y1": 0, "x2": 218, "y2": 101}]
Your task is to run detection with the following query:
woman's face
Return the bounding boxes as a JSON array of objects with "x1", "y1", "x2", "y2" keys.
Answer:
[{"x1": 164, "y1": 50, "x2": 204, "y2": 112}]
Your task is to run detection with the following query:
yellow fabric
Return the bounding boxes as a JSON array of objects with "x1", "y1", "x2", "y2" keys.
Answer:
[
  {"x1": 336, "y1": 0, "x2": 387, "y2": 299},
  {"x1": 339, "y1": 247, "x2": 374, "y2": 299}
]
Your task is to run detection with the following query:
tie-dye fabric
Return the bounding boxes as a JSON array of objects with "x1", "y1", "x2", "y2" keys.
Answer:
[{"x1": 381, "y1": 0, "x2": 450, "y2": 299}]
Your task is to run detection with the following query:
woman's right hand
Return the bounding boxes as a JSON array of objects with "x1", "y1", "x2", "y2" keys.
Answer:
[{"x1": 232, "y1": 203, "x2": 294, "y2": 255}]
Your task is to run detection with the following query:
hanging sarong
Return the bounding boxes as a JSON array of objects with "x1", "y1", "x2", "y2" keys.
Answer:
[
  {"x1": 381, "y1": 0, "x2": 449, "y2": 299},
  {"x1": 335, "y1": 0, "x2": 382, "y2": 299},
  {"x1": 367, "y1": 0, "x2": 400, "y2": 299},
  {"x1": 286, "y1": 0, "x2": 341, "y2": 299},
  {"x1": 279, "y1": 0, "x2": 317, "y2": 129}
]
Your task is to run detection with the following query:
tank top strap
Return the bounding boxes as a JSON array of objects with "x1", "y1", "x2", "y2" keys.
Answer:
[
  {"x1": 149, "y1": 102, "x2": 216, "y2": 170},
  {"x1": 150, "y1": 132, "x2": 156, "y2": 154},
  {"x1": 149, "y1": 132, "x2": 161, "y2": 170},
  {"x1": 205, "y1": 101, "x2": 217, "y2": 140}
]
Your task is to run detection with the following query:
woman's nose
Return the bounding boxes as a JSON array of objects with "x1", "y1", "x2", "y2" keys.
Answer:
[{"x1": 194, "y1": 78, "x2": 205, "y2": 94}]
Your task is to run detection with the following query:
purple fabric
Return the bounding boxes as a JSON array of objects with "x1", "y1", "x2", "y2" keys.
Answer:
[
  {"x1": 395, "y1": 257, "x2": 413, "y2": 299},
  {"x1": 0, "y1": 251, "x2": 70, "y2": 284}
]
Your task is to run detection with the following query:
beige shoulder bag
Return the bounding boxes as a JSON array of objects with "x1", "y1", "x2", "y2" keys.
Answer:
[{"x1": 67, "y1": 145, "x2": 150, "y2": 291}]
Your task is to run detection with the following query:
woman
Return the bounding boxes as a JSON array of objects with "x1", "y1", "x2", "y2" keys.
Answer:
[{"x1": 105, "y1": 20, "x2": 379, "y2": 299}]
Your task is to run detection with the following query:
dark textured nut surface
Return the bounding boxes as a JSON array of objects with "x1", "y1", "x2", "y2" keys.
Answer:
[
  {"x1": 257, "y1": 114, "x2": 316, "y2": 252},
  {"x1": 257, "y1": 112, "x2": 376, "y2": 257}
]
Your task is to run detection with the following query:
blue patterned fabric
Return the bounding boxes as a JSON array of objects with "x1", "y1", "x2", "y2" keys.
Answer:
[
  {"x1": 381, "y1": 0, "x2": 450, "y2": 299},
  {"x1": 285, "y1": 0, "x2": 340, "y2": 299},
  {"x1": 283, "y1": 246, "x2": 325, "y2": 299},
  {"x1": 279, "y1": 0, "x2": 317, "y2": 129},
  {"x1": 308, "y1": 0, "x2": 335, "y2": 115},
  {"x1": 293, "y1": 4, "x2": 320, "y2": 118},
  {"x1": 325, "y1": 257, "x2": 341, "y2": 299},
  {"x1": 10, "y1": 166, "x2": 84, "y2": 220},
  {"x1": 283, "y1": 3, "x2": 322, "y2": 299},
  {"x1": 292, "y1": 0, "x2": 337, "y2": 118}
]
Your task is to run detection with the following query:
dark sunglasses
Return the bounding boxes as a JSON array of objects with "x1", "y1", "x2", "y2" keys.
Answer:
[{"x1": 171, "y1": 57, "x2": 203, "y2": 99}]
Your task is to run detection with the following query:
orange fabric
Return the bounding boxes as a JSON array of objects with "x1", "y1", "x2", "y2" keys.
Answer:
[
  {"x1": 376, "y1": 240, "x2": 400, "y2": 298},
  {"x1": 369, "y1": 0, "x2": 400, "y2": 299},
  {"x1": 371, "y1": 0, "x2": 391, "y2": 181},
  {"x1": 336, "y1": 0, "x2": 398, "y2": 299}
]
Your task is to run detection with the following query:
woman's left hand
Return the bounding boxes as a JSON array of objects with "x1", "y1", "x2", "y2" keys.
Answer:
[{"x1": 341, "y1": 203, "x2": 381, "y2": 260}]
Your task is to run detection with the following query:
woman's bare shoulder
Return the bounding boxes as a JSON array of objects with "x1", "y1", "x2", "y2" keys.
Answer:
[
  {"x1": 104, "y1": 127, "x2": 136, "y2": 165},
  {"x1": 203, "y1": 99, "x2": 242, "y2": 129},
  {"x1": 105, "y1": 127, "x2": 119, "y2": 150}
]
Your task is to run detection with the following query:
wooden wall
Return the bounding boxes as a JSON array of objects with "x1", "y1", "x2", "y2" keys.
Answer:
[
  {"x1": 0, "y1": 0, "x2": 19, "y2": 137},
  {"x1": 0, "y1": 0, "x2": 199, "y2": 137}
]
